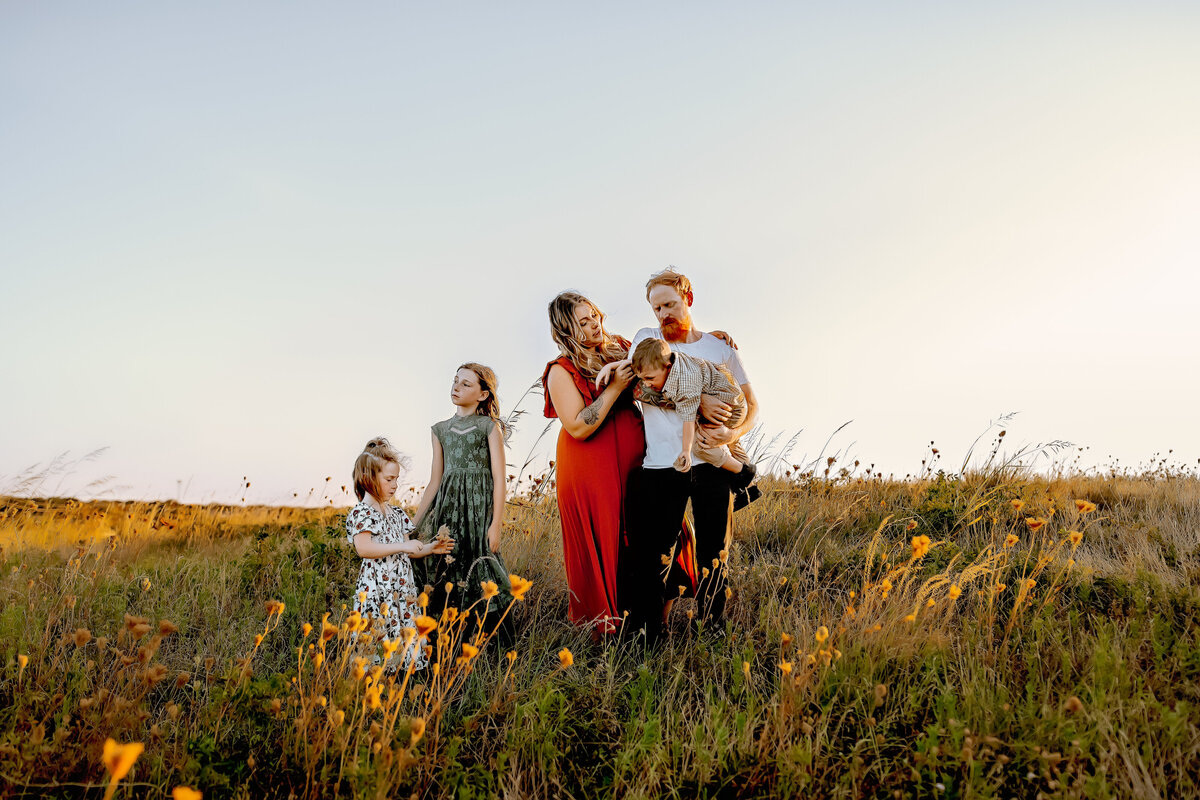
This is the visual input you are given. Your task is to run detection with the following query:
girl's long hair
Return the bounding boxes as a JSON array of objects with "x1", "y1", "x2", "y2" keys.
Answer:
[
  {"x1": 547, "y1": 291, "x2": 629, "y2": 379},
  {"x1": 459, "y1": 362, "x2": 509, "y2": 437}
]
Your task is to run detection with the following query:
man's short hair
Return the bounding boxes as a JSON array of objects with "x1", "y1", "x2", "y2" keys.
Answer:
[
  {"x1": 645, "y1": 267, "x2": 692, "y2": 300},
  {"x1": 632, "y1": 338, "x2": 673, "y2": 374}
]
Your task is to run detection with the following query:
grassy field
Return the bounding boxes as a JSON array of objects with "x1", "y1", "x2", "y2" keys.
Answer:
[{"x1": 1, "y1": 463, "x2": 1198, "y2": 798}]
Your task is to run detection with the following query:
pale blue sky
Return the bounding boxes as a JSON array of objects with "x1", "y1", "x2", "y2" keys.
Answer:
[{"x1": 3, "y1": 2, "x2": 1198, "y2": 503}]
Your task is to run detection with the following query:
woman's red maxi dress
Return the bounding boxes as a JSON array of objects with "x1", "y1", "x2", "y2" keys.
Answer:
[{"x1": 543, "y1": 352, "x2": 645, "y2": 634}]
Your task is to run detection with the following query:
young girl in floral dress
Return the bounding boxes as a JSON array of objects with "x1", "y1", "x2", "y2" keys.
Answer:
[
  {"x1": 413, "y1": 363, "x2": 513, "y2": 629},
  {"x1": 346, "y1": 437, "x2": 454, "y2": 671}
]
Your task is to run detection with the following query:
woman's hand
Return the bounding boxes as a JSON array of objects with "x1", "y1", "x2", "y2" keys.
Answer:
[
  {"x1": 673, "y1": 452, "x2": 692, "y2": 473},
  {"x1": 699, "y1": 394, "x2": 734, "y2": 425},
  {"x1": 609, "y1": 361, "x2": 635, "y2": 391},
  {"x1": 696, "y1": 424, "x2": 735, "y2": 449},
  {"x1": 487, "y1": 521, "x2": 502, "y2": 553},
  {"x1": 709, "y1": 330, "x2": 738, "y2": 350}
]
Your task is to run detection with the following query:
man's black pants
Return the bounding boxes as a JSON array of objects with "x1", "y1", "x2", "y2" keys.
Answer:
[{"x1": 619, "y1": 464, "x2": 733, "y2": 642}]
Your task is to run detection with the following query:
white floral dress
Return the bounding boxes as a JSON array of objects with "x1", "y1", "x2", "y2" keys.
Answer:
[{"x1": 345, "y1": 501, "x2": 427, "y2": 671}]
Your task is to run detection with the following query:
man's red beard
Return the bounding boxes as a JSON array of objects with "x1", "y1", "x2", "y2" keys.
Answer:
[{"x1": 660, "y1": 316, "x2": 690, "y2": 342}]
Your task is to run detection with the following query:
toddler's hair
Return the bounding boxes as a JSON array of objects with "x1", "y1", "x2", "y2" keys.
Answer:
[
  {"x1": 459, "y1": 362, "x2": 510, "y2": 437},
  {"x1": 645, "y1": 267, "x2": 692, "y2": 300},
  {"x1": 352, "y1": 437, "x2": 400, "y2": 501},
  {"x1": 632, "y1": 338, "x2": 673, "y2": 374}
]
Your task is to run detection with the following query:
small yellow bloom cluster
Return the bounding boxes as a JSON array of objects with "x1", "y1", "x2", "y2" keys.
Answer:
[{"x1": 910, "y1": 535, "x2": 932, "y2": 560}]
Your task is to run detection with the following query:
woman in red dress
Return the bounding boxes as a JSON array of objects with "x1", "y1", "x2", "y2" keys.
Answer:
[{"x1": 543, "y1": 292, "x2": 644, "y2": 635}]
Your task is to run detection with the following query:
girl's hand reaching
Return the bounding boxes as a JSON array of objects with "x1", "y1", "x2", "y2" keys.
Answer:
[
  {"x1": 673, "y1": 452, "x2": 692, "y2": 473},
  {"x1": 427, "y1": 537, "x2": 455, "y2": 556},
  {"x1": 487, "y1": 521, "x2": 502, "y2": 553}
]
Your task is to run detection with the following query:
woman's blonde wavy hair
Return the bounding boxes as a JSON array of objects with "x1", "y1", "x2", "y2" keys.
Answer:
[{"x1": 548, "y1": 291, "x2": 629, "y2": 379}]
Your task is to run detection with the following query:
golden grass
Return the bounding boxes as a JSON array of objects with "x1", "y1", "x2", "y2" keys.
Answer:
[{"x1": 1, "y1": 465, "x2": 1198, "y2": 798}]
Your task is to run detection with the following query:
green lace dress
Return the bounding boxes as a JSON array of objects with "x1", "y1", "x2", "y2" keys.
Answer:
[{"x1": 415, "y1": 414, "x2": 513, "y2": 620}]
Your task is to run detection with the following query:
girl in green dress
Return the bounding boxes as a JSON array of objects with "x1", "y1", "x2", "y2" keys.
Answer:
[{"x1": 412, "y1": 363, "x2": 513, "y2": 630}]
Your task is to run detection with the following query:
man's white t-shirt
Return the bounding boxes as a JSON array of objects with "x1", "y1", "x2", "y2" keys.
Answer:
[{"x1": 631, "y1": 328, "x2": 752, "y2": 469}]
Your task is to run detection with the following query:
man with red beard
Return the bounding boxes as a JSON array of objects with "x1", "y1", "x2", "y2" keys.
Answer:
[{"x1": 620, "y1": 268, "x2": 759, "y2": 643}]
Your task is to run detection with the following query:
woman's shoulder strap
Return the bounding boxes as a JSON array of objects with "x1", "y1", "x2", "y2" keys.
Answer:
[{"x1": 542, "y1": 356, "x2": 594, "y2": 418}]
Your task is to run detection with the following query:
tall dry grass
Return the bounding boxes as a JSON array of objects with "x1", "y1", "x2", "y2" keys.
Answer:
[{"x1": 2, "y1": 462, "x2": 1198, "y2": 798}]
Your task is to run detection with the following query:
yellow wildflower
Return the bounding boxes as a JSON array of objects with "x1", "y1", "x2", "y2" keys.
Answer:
[
  {"x1": 481, "y1": 581, "x2": 499, "y2": 600},
  {"x1": 461, "y1": 643, "x2": 479, "y2": 659},
  {"x1": 418, "y1": 592, "x2": 429, "y2": 610},
  {"x1": 948, "y1": 585, "x2": 962, "y2": 600},
  {"x1": 1068, "y1": 530, "x2": 1083, "y2": 548},
  {"x1": 410, "y1": 716, "x2": 426, "y2": 743},
  {"x1": 1074, "y1": 499, "x2": 1097, "y2": 514},
  {"x1": 302, "y1": 623, "x2": 312, "y2": 637},
  {"x1": 172, "y1": 787, "x2": 202, "y2": 800},
  {"x1": 1010, "y1": 499, "x2": 1025, "y2": 512},
  {"x1": 102, "y1": 739, "x2": 144, "y2": 794},
  {"x1": 780, "y1": 632, "x2": 792, "y2": 649},
  {"x1": 509, "y1": 574, "x2": 533, "y2": 601},
  {"x1": 558, "y1": 648, "x2": 574, "y2": 668},
  {"x1": 1025, "y1": 517, "x2": 1046, "y2": 533},
  {"x1": 742, "y1": 660, "x2": 751, "y2": 677},
  {"x1": 904, "y1": 614, "x2": 916, "y2": 623},
  {"x1": 779, "y1": 660, "x2": 792, "y2": 675},
  {"x1": 415, "y1": 616, "x2": 437, "y2": 639},
  {"x1": 814, "y1": 626, "x2": 829, "y2": 643},
  {"x1": 911, "y1": 535, "x2": 932, "y2": 559},
  {"x1": 1004, "y1": 533, "x2": 1019, "y2": 548}
]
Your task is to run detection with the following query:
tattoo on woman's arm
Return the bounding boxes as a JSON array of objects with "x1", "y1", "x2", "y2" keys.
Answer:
[{"x1": 581, "y1": 397, "x2": 604, "y2": 426}]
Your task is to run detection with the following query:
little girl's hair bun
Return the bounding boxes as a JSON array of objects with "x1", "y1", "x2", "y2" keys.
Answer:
[{"x1": 353, "y1": 437, "x2": 405, "y2": 501}]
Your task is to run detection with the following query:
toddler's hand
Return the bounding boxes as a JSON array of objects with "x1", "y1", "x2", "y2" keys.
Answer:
[
  {"x1": 595, "y1": 362, "x2": 614, "y2": 390},
  {"x1": 673, "y1": 452, "x2": 691, "y2": 473}
]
